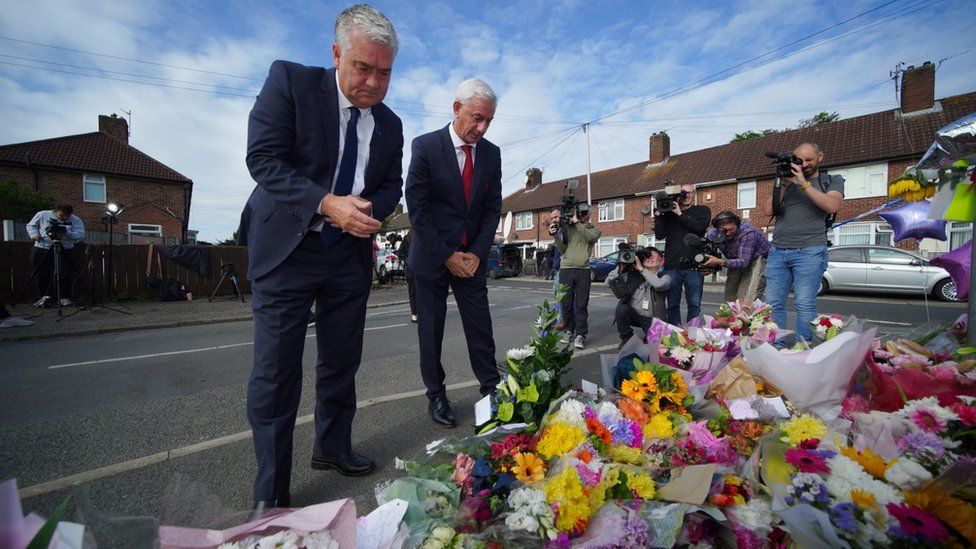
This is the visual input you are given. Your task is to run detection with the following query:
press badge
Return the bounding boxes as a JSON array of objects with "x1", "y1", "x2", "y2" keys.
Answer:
[{"x1": 641, "y1": 299, "x2": 650, "y2": 310}]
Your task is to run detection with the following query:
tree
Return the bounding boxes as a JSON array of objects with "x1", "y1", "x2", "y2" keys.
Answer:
[
  {"x1": 0, "y1": 179, "x2": 55, "y2": 221},
  {"x1": 216, "y1": 230, "x2": 239, "y2": 245},
  {"x1": 730, "y1": 129, "x2": 781, "y2": 142},
  {"x1": 729, "y1": 111, "x2": 840, "y2": 142}
]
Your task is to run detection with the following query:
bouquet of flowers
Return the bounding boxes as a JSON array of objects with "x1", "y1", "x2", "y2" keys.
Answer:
[
  {"x1": 657, "y1": 330, "x2": 697, "y2": 371},
  {"x1": 710, "y1": 299, "x2": 781, "y2": 351},
  {"x1": 812, "y1": 314, "x2": 845, "y2": 340}
]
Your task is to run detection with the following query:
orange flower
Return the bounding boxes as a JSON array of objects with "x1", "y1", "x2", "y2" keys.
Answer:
[
  {"x1": 621, "y1": 379, "x2": 647, "y2": 401},
  {"x1": 634, "y1": 370, "x2": 658, "y2": 393},
  {"x1": 906, "y1": 487, "x2": 976, "y2": 546},
  {"x1": 617, "y1": 398, "x2": 650, "y2": 424},
  {"x1": 839, "y1": 446, "x2": 890, "y2": 479},
  {"x1": 511, "y1": 452, "x2": 547, "y2": 484},
  {"x1": 585, "y1": 416, "x2": 613, "y2": 444}
]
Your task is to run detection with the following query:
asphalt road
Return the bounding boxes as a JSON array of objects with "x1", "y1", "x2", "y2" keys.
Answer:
[{"x1": 0, "y1": 277, "x2": 964, "y2": 546}]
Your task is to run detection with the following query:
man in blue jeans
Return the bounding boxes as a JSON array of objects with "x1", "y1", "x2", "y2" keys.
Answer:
[
  {"x1": 765, "y1": 143, "x2": 844, "y2": 343},
  {"x1": 653, "y1": 183, "x2": 711, "y2": 325}
]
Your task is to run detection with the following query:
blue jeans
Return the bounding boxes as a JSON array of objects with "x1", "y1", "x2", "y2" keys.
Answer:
[
  {"x1": 663, "y1": 268, "x2": 703, "y2": 325},
  {"x1": 764, "y1": 245, "x2": 828, "y2": 343}
]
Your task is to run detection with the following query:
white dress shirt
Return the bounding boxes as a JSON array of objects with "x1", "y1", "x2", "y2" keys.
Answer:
[
  {"x1": 449, "y1": 123, "x2": 477, "y2": 174},
  {"x1": 312, "y1": 71, "x2": 375, "y2": 231}
]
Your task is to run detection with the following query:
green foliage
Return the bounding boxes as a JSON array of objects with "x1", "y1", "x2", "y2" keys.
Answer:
[
  {"x1": 26, "y1": 495, "x2": 70, "y2": 549},
  {"x1": 729, "y1": 111, "x2": 839, "y2": 142},
  {"x1": 730, "y1": 129, "x2": 781, "y2": 142},
  {"x1": 0, "y1": 179, "x2": 54, "y2": 222}
]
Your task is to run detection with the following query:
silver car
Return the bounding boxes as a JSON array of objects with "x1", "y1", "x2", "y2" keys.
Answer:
[{"x1": 819, "y1": 245, "x2": 959, "y2": 301}]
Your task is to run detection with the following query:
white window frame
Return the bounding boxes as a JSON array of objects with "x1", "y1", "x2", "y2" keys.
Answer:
[
  {"x1": 515, "y1": 211, "x2": 533, "y2": 231},
  {"x1": 737, "y1": 180, "x2": 756, "y2": 209},
  {"x1": 830, "y1": 221, "x2": 893, "y2": 246},
  {"x1": 827, "y1": 162, "x2": 887, "y2": 199},
  {"x1": 128, "y1": 223, "x2": 162, "y2": 237},
  {"x1": 83, "y1": 174, "x2": 106, "y2": 203},
  {"x1": 598, "y1": 199, "x2": 624, "y2": 222},
  {"x1": 949, "y1": 222, "x2": 972, "y2": 249},
  {"x1": 596, "y1": 236, "x2": 627, "y2": 258}
]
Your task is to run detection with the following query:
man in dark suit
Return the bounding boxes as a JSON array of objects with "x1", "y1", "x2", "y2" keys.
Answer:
[
  {"x1": 240, "y1": 5, "x2": 403, "y2": 513},
  {"x1": 406, "y1": 78, "x2": 502, "y2": 428}
]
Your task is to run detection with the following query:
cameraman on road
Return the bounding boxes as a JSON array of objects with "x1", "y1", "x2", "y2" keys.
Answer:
[
  {"x1": 26, "y1": 204, "x2": 85, "y2": 307},
  {"x1": 700, "y1": 211, "x2": 769, "y2": 303},
  {"x1": 653, "y1": 183, "x2": 710, "y2": 325},
  {"x1": 555, "y1": 203, "x2": 600, "y2": 349},
  {"x1": 764, "y1": 143, "x2": 844, "y2": 343},
  {"x1": 606, "y1": 246, "x2": 670, "y2": 348}
]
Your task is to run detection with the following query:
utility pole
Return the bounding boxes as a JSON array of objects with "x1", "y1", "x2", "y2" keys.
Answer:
[{"x1": 583, "y1": 123, "x2": 592, "y2": 205}]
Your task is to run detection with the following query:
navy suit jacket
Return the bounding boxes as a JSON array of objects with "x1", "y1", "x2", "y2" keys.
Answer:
[
  {"x1": 405, "y1": 125, "x2": 502, "y2": 280},
  {"x1": 240, "y1": 61, "x2": 404, "y2": 280}
]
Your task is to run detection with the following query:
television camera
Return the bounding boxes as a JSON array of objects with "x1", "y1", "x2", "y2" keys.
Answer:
[
  {"x1": 765, "y1": 151, "x2": 803, "y2": 178},
  {"x1": 653, "y1": 182, "x2": 687, "y2": 215},
  {"x1": 683, "y1": 232, "x2": 727, "y2": 273},
  {"x1": 45, "y1": 218, "x2": 72, "y2": 240},
  {"x1": 558, "y1": 179, "x2": 581, "y2": 225}
]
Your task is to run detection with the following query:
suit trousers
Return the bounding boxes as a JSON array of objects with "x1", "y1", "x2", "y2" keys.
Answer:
[
  {"x1": 415, "y1": 266, "x2": 499, "y2": 400},
  {"x1": 247, "y1": 232, "x2": 371, "y2": 502}
]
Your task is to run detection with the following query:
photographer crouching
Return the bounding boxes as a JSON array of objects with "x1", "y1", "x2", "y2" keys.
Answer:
[
  {"x1": 26, "y1": 204, "x2": 85, "y2": 307},
  {"x1": 653, "y1": 183, "x2": 711, "y2": 325},
  {"x1": 606, "y1": 245, "x2": 670, "y2": 348},
  {"x1": 699, "y1": 211, "x2": 769, "y2": 303}
]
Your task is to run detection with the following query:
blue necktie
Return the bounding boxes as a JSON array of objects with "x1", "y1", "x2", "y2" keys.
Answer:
[{"x1": 322, "y1": 106, "x2": 360, "y2": 245}]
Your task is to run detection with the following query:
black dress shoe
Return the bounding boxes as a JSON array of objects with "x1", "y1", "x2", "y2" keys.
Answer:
[
  {"x1": 428, "y1": 396, "x2": 457, "y2": 428},
  {"x1": 310, "y1": 452, "x2": 376, "y2": 476}
]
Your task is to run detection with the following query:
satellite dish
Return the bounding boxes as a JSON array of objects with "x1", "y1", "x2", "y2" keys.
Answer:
[{"x1": 502, "y1": 211, "x2": 513, "y2": 242}]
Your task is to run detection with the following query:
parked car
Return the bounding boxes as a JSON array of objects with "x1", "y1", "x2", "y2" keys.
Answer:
[
  {"x1": 487, "y1": 244, "x2": 523, "y2": 279},
  {"x1": 589, "y1": 251, "x2": 619, "y2": 282},
  {"x1": 375, "y1": 247, "x2": 403, "y2": 282},
  {"x1": 819, "y1": 245, "x2": 959, "y2": 301}
]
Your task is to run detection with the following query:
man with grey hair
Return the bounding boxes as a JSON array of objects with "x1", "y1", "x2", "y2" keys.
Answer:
[
  {"x1": 240, "y1": 4, "x2": 403, "y2": 516},
  {"x1": 406, "y1": 78, "x2": 502, "y2": 428}
]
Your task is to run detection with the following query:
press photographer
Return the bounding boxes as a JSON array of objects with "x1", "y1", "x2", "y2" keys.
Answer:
[
  {"x1": 555, "y1": 183, "x2": 601, "y2": 349},
  {"x1": 699, "y1": 211, "x2": 770, "y2": 302},
  {"x1": 26, "y1": 204, "x2": 86, "y2": 307},
  {"x1": 605, "y1": 244, "x2": 670, "y2": 348},
  {"x1": 652, "y1": 182, "x2": 710, "y2": 325},
  {"x1": 764, "y1": 143, "x2": 844, "y2": 343}
]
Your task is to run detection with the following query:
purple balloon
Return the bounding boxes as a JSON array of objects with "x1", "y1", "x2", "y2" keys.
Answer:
[
  {"x1": 931, "y1": 240, "x2": 971, "y2": 301},
  {"x1": 878, "y1": 200, "x2": 947, "y2": 242}
]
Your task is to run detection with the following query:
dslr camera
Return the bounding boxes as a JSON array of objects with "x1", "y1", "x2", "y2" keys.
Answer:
[
  {"x1": 45, "y1": 218, "x2": 71, "y2": 241},
  {"x1": 765, "y1": 151, "x2": 802, "y2": 178},
  {"x1": 654, "y1": 183, "x2": 686, "y2": 215},
  {"x1": 683, "y1": 232, "x2": 726, "y2": 272},
  {"x1": 558, "y1": 179, "x2": 581, "y2": 225}
]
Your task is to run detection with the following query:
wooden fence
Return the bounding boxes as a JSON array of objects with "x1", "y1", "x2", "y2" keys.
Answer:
[{"x1": 0, "y1": 242, "x2": 251, "y2": 304}]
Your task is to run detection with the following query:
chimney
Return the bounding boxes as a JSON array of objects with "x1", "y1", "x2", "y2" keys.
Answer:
[
  {"x1": 524, "y1": 167, "x2": 543, "y2": 190},
  {"x1": 99, "y1": 114, "x2": 129, "y2": 144},
  {"x1": 649, "y1": 132, "x2": 670, "y2": 164},
  {"x1": 900, "y1": 62, "x2": 935, "y2": 114}
]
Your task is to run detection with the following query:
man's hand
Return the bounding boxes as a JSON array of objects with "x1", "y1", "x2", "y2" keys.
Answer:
[
  {"x1": 634, "y1": 258, "x2": 644, "y2": 272},
  {"x1": 31, "y1": 235, "x2": 41, "y2": 242},
  {"x1": 462, "y1": 252, "x2": 480, "y2": 274},
  {"x1": 320, "y1": 194, "x2": 381, "y2": 238},
  {"x1": 701, "y1": 254, "x2": 724, "y2": 268},
  {"x1": 569, "y1": 215, "x2": 579, "y2": 224},
  {"x1": 672, "y1": 203, "x2": 682, "y2": 216},
  {"x1": 445, "y1": 251, "x2": 475, "y2": 278},
  {"x1": 790, "y1": 163, "x2": 807, "y2": 187}
]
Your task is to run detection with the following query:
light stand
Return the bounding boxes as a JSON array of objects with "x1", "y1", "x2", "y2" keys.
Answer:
[{"x1": 101, "y1": 203, "x2": 123, "y2": 301}]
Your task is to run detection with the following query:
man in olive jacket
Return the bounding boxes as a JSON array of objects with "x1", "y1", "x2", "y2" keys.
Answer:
[{"x1": 555, "y1": 203, "x2": 601, "y2": 349}]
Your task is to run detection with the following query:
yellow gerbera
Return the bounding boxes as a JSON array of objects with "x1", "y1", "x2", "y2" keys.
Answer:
[
  {"x1": 634, "y1": 370, "x2": 658, "y2": 393},
  {"x1": 839, "y1": 446, "x2": 890, "y2": 479},
  {"x1": 621, "y1": 379, "x2": 647, "y2": 401},
  {"x1": 511, "y1": 452, "x2": 547, "y2": 484}
]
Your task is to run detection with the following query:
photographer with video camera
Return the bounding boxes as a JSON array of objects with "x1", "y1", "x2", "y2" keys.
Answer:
[
  {"x1": 26, "y1": 204, "x2": 85, "y2": 307},
  {"x1": 764, "y1": 143, "x2": 844, "y2": 343},
  {"x1": 606, "y1": 244, "x2": 670, "y2": 348},
  {"x1": 555, "y1": 200, "x2": 600, "y2": 349},
  {"x1": 653, "y1": 183, "x2": 710, "y2": 325},
  {"x1": 700, "y1": 211, "x2": 769, "y2": 302}
]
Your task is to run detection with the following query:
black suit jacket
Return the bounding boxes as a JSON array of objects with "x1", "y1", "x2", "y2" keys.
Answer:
[
  {"x1": 240, "y1": 61, "x2": 404, "y2": 280},
  {"x1": 405, "y1": 125, "x2": 502, "y2": 280}
]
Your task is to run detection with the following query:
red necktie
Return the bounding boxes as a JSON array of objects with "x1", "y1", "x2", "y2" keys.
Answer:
[{"x1": 460, "y1": 144, "x2": 473, "y2": 247}]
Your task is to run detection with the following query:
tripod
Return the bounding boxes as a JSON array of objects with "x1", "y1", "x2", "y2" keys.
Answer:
[
  {"x1": 60, "y1": 244, "x2": 130, "y2": 320},
  {"x1": 209, "y1": 261, "x2": 245, "y2": 303},
  {"x1": 12, "y1": 239, "x2": 69, "y2": 319}
]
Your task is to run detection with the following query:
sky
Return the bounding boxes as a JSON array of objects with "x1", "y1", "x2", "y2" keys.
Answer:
[{"x1": 0, "y1": 0, "x2": 974, "y2": 242}]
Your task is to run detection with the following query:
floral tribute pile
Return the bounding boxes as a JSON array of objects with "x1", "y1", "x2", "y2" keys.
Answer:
[{"x1": 377, "y1": 301, "x2": 976, "y2": 548}]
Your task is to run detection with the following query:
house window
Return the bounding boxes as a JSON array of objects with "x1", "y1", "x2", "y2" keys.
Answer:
[
  {"x1": 515, "y1": 211, "x2": 533, "y2": 231},
  {"x1": 949, "y1": 222, "x2": 972, "y2": 249},
  {"x1": 598, "y1": 199, "x2": 624, "y2": 222},
  {"x1": 832, "y1": 221, "x2": 893, "y2": 246},
  {"x1": 84, "y1": 174, "x2": 106, "y2": 203},
  {"x1": 737, "y1": 181, "x2": 756, "y2": 209},
  {"x1": 128, "y1": 224, "x2": 162, "y2": 237},
  {"x1": 827, "y1": 163, "x2": 886, "y2": 199},
  {"x1": 596, "y1": 236, "x2": 627, "y2": 258},
  {"x1": 874, "y1": 223, "x2": 893, "y2": 246},
  {"x1": 637, "y1": 233, "x2": 662, "y2": 252}
]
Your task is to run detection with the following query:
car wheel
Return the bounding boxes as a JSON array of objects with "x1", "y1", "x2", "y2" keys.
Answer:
[
  {"x1": 934, "y1": 278, "x2": 959, "y2": 302},
  {"x1": 488, "y1": 269, "x2": 498, "y2": 280},
  {"x1": 817, "y1": 278, "x2": 828, "y2": 296}
]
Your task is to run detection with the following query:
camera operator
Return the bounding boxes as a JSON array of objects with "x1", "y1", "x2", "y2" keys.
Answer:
[
  {"x1": 606, "y1": 246, "x2": 670, "y2": 349},
  {"x1": 764, "y1": 143, "x2": 844, "y2": 343},
  {"x1": 700, "y1": 211, "x2": 769, "y2": 303},
  {"x1": 555, "y1": 203, "x2": 601, "y2": 349},
  {"x1": 26, "y1": 204, "x2": 85, "y2": 307},
  {"x1": 653, "y1": 183, "x2": 711, "y2": 325}
]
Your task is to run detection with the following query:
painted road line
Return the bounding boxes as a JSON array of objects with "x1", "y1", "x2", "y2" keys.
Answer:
[
  {"x1": 47, "y1": 324, "x2": 408, "y2": 370},
  {"x1": 21, "y1": 345, "x2": 615, "y2": 499}
]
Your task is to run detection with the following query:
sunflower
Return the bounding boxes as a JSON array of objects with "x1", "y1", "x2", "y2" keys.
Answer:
[
  {"x1": 511, "y1": 451, "x2": 547, "y2": 484},
  {"x1": 905, "y1": 487, "x2": 976, "y2": 545}
]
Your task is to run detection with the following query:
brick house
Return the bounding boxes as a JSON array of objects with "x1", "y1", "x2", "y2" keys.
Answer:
[
  {"x1": 501, "y1": 63, "x2": 976, "y2": 262},
  {"x1": 0, "y1": 114, "x2": 193, "y2": 244}
]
